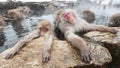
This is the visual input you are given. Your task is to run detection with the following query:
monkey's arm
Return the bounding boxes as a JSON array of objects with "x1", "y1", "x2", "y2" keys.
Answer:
[
  {"x1": 42, "y1": 33, "x2": 53, "y2": 63},
  {"x1": 65, "y1": 31, "x2": 91, "y2": 63},
  {"x1": 5, "y1": 30, "x2": 39, "y2": 59},
  {"x1": 86, "y1": 24, "x2": 119, "y2": 33}
]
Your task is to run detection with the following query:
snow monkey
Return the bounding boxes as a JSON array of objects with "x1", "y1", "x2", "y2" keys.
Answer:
[
  {"x1": 54, "y1": 9, "x2": 119, "y2": 63},
  {"x1": 0, "y1": 15, "x2": 6, "y2": 31},
  {"x1": 5, "y1": 20, "x2": 53, "y2": 63},
  {"x1": 82, "y1": 9, "x2": 95, "y2": 23},
  {"x1": 108, "y1": 13, "x2": 120, "y2": 27},
  {"x1": 8, "y1": 6, "x2": 31, "y2": 21},
  {"x1": 0, "y1": 15, "x2": 13, "y2": 31}
]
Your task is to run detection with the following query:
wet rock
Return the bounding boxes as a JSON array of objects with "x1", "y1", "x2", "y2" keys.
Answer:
[
  {"x1": 84, "y1": 31, "x2": 120, "y2": 67},
  {"x1": 26, "y1": 3, "x2": 45, "y2": 10},
  {"x1": 26, "y1": 3, "x2": 45, "y2": 15},
  {"x1": 1, "y1": 1, "x2": 25, "y2": 10},
  {"x1": 4, "y1": 1, "x2": 17, "y2": 9},
  {"x1": 0, "y1": 37, "x2": 111, "y2": 68},
  {"x1": 84, "y1": 31, "x2": 120, "y2": 45},
  {"x1": 0, "y1": 2, "x2": 4, "y2": 9}
]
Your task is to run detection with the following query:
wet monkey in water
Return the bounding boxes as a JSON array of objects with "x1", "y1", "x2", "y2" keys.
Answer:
[
  {"x1": 0, "y1": 15, "x2": 6, "y2": 31},
  {"x1": 82, "y1": 9, "x2": 95, "y2": 23},
  {"x1": 8, "y1": 6, "x2": 31, "y2": 21},
  {"x1": 54, "y1": 9, "x2": 119, "y2": 63},
  {"x1": 5, "y1": 20, "x2": 54, "y2": 63},
  {"x1": 108, "y1": 13, "x2": 120, "y2": 27}
]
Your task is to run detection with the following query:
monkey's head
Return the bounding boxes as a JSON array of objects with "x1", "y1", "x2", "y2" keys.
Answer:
[
  {"x1": 108, "y1": 13, "x2": 120, "y2": 27},
  {"x1": 19, "y1": 6, "x2": 32, "y2": 15},
  {"x1": 82, "y1": 10, "x2": 95, "y2": 23},
  {"x1": 60, "y1": 9, "x2": 78, "y2": 24},
  {"x1": 38, "y1": 20, "x2": 52, "y2": 36}
]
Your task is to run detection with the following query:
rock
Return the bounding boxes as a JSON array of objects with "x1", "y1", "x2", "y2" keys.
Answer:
[
  {"x1": 0, "y1": 37, "x2": 111, "y2": 68},
  {"x1": 0, "y1": 2, "x2": 4, "y2": 9},
  {"x1": 26, "y1": 3, "x2": 45, "y2": 15},
  {"x1": 1, "y1": 1, "x2": 25, "y2": 10},
  {"x1": 4, "y1": 1, "x2": 17, "y2": 9},
  {"x1": 84, "y1": 31, "x2": 120, "y2": 68},
  {"x1": 84, "y1": 31, "x2": 120, "y2": 45}
]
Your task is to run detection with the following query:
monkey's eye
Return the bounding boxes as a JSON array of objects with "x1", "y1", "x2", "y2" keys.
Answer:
[{"x1": 39, "y1": 27, "x2": 48, "y2": 31}]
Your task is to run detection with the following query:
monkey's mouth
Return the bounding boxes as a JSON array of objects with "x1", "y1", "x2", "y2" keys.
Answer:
[{"x1": 39, "y1": 27, "x2": 48, "y2": 36}]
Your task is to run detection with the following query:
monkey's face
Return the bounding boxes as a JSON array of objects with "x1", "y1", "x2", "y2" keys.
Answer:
[
  {"x1": 63, "y1": 12, "x2": 75, "y2": 24},
  {"x1": 39, "y1": 27, "x2": 48, "y2": 36},
  {"x1": 38, "y1": 20, "x2": 51, "y2": 36},
  {"x1": 61, "y1": 9, "x2": 76, "y2": 24}
]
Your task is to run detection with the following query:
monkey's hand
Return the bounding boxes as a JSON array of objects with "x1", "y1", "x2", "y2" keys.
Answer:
[
  {"x1": 42, "y1": 51, "x2": 50, "y2": 64},
  {"x1": 65, "y1": 32, "x2": 92, "y2": 63},
  {"x1": 5, "y1": 47, "x2": 19, "y2": 59},
  {"x1": 80, "y1": 46, "x2": 92, "y2": 63}
]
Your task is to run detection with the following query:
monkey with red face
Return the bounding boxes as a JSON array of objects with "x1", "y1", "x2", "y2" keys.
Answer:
[
  {"x1": 54, "y1": 9, "x2": 119, "y2": 63},
  {"x1": 5, "y1": 20, "x2": 53, "y2": 63}
]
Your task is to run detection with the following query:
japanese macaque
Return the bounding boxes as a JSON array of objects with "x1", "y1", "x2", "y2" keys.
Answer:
[
  {"x1": 0, "y1": 15, "x2": 12, "y2": 31},
  {"x1": 18, "y1": 6, "x2": 32, "y2": 16},
  {"x1": 54, "y1": 9, "x2": 119, "y2": 63},
  {"x1": 8, "y1": 6, "x2": 31, "y2": 21},
  {"x1": 0, "y1": 15, "x2": 6, "y2": 31},
  {"x1": 5, "y1": 20, "x2": 53, "y2": 63},
  {"x1": 108, "y1": 13, "x2": 120, "y2": 27},
  {"x1": 82, "y1": 10, "x2": 95, "y2": 23}
]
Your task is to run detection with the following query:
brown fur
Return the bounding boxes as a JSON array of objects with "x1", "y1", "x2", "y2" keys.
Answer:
[
  {"x1": 18, "y1": 6, "x2": 31, "y2": 16},
  {"x1": 8, "y1": 9, "x2": 24, "y2": 20},
  {"x1": 8, "y1": 6, "x2": 31, "y2": 21},
  {"x1": 54, "y1": 9, "x2": 119, "y2": 63},
  {"x1": 0, "y1": 15, "x2": 6, "y2": 26},
  {"x1": 0, "y1": 15, "x2": 6, "y2": 31},
  {"x1": 5, "y1": 20, "x2": 53, "y2": 64},
  {"x1": 83, "y1": 10, "x2": 95, "y2": 23},
  {"x1": 38, "y1": 20, "x2": 52, "y2": 31},
  {"x1": 108, "y1": 13, "x2": 120, "y2": 27}
]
